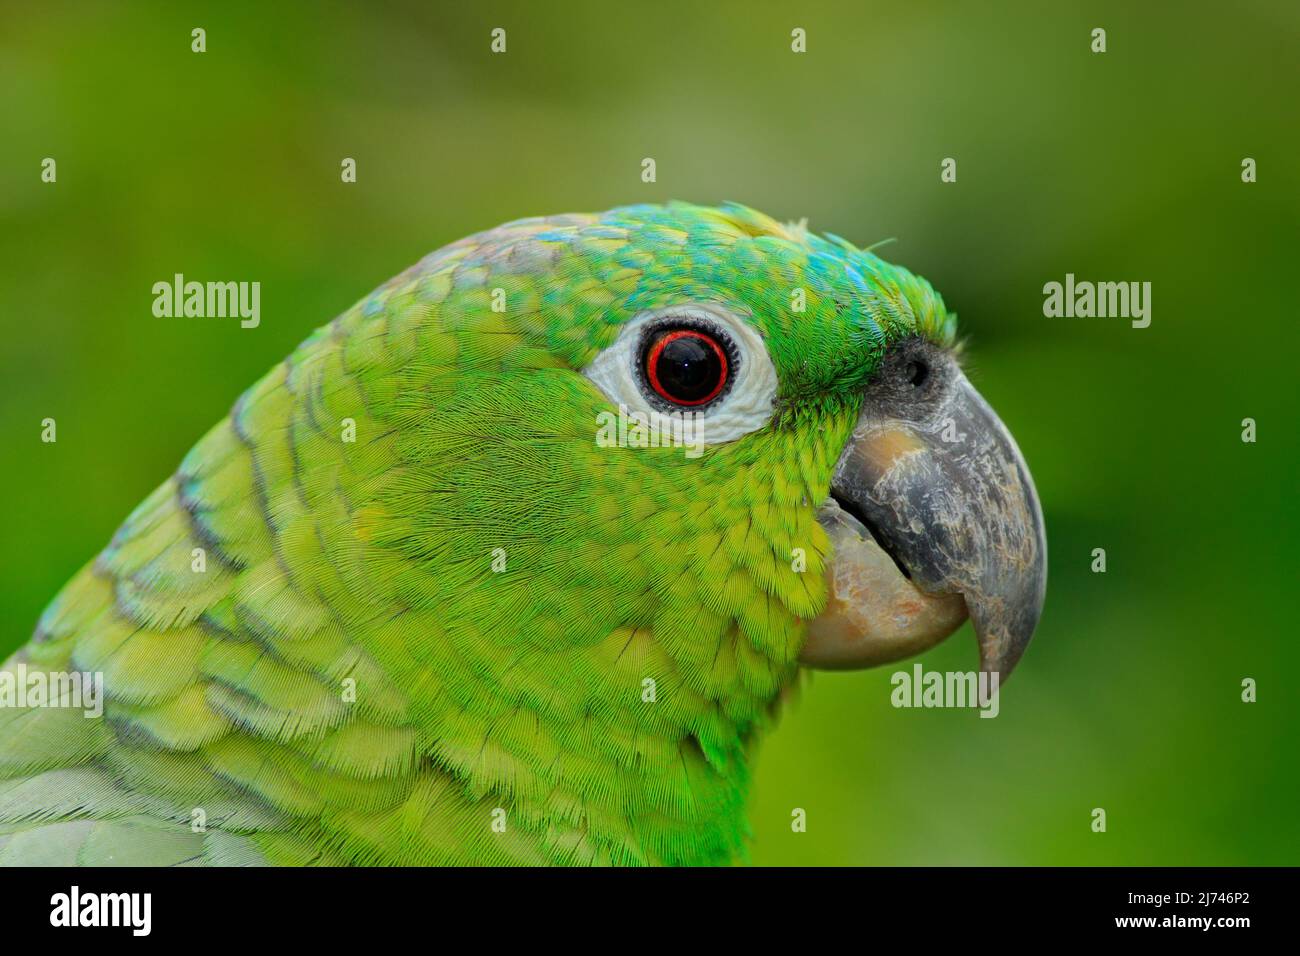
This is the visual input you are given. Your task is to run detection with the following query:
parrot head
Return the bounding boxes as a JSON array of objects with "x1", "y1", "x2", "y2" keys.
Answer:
[
  {"x1": 350, "y1": 201, "x2": 1046, "y2": 861},
  {"x1": 376, "y1": 200, "x2": 1044, "y2": 679}
]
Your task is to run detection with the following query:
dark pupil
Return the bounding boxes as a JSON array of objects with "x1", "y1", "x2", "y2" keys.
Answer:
[
  {"x1": 656, "y1": 335, "x2": 721, "y2": 401},
  {"x1": 905, "y1": 360, "x2": 928, "y2": 386}
]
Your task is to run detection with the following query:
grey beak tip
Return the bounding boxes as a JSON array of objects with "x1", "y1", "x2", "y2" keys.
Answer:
[{"x1": 970, "y1": 570, "x2": 1046, "y2": 682}]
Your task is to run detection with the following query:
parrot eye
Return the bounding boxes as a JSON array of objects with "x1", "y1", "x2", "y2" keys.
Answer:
[
  {"x1": 905, "y1": 359, "x2": 928, "y2": 386},
  {"x1": 642, "y1": 328, "x2": 730, "y2": 407},
  {"x1": 583, "y1": 302, "x2": 778, "y2": 448}
]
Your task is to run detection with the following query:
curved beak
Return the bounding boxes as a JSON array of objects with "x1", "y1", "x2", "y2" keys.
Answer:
[{"x1": 800, "y1": 365, "x2": 1047, "y2": 680}]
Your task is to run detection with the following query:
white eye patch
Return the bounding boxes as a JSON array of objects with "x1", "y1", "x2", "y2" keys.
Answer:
[{"x1": 582, "y1": 303, "x2": 778, "y2": 447}]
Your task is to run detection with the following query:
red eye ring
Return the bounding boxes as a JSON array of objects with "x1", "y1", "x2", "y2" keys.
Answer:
[{"x1": 645, "y1": 329, "x2": 729, "y2": 407}]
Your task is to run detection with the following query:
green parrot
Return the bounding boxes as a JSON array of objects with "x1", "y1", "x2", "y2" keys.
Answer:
[{"x1": 0, "y1": 202, "x2": 1045, "y2": 866}]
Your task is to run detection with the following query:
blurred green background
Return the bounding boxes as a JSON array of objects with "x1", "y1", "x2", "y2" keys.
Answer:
[{"x1": 2, "y1": 1, "x2": 1296, "y2": 864}]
